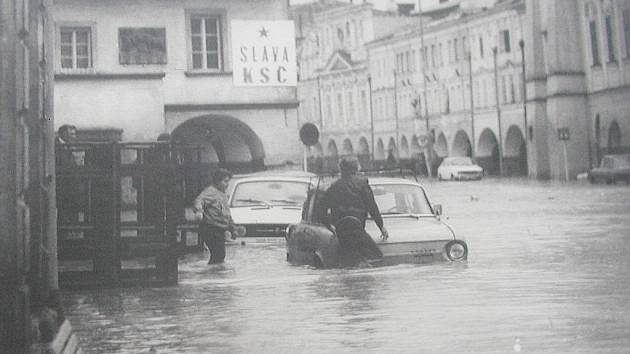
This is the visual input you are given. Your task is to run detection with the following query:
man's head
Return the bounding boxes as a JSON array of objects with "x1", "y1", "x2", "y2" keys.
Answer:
[
  {"x1": 339, "y1": 156, "x2": 360, "y2": 176},
  {"x1": 58, "y1": 124, "x2": 77, "y2": 142},
  {"x1": 212, "y1": 167, "x2": 232, "y2": 192}
]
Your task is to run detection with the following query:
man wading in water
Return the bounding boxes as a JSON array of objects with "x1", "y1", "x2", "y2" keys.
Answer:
[
  {"x1": 194, "y1": 168, "x2": 238, "y2": 264},
  {"x1": 320, "y1": 157, "x2": 389, "y2": 266}
]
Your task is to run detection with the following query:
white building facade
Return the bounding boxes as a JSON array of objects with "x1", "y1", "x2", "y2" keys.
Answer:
[
  {"x1": 525, "y1": 0, "x2": 630, "y2": 180},
  {"x1": 296, "y1": 0, "x2": 630, "y2": 179},
  {"x1": 296, "y1": 2, "x2": 417, "y2": 171},
  {"x1": 368, "y1": 1, "x2": 528, "y2": 176},
  {"x1": 298, "y1": 1, "x2": 527, "y2": 175},
  {"x1": 52, "y1": 0, "x2": 301, "y2": 171}
]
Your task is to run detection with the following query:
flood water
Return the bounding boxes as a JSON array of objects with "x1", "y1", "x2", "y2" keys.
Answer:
[{"x1": 63, "y1": 179, "x2": 630, "y2": 353}]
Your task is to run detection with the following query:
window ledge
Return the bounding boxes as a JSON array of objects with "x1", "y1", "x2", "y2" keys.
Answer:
[
  {"x1": 55, "y1": 72, "x2": 166, "y2": 80},
  {"x1": 184, "y1": 71, "x2": 232, "y2": 77}
]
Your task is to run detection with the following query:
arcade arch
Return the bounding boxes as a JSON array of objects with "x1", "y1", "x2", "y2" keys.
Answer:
[
  {"x1": 309, "y1": 143, "x2": 323, "y2": 157},
  {"x1": 357, "y1": 137, "x2": 370, "y2": 156},
  {"x1": 435, "y1": 132, "x2": 448, "y2": 157},
  {"x1": 451, "y1": 130, "x2": 472, "y2": 157},
  {"x1": 375, "y1": 138, "x2": 386, "y2": 160},
  {"x1": 342, "y1": 138, "x2": 354, "y2": 156},
  {"x1": 327, "y1": 139, "x2": 338, "y2": 157},
  {"x1": 410, "y1": 135, "x2": 422, "y2": 155},
  {"x1": 608, "y1": 120, "x2": 621, "y2": 149},
  {"x1": 171, "y1": 114, "x2": 264, "y2": 172},
  {"x1": 400, "y1": 136, "x2": 410, "y2": 159},
  {"x1": 326, "y1": 139, "x2": 339, "y2": 172},
  {"x1": 477, "y1": 128, "x2": 500, "y2": 176},
  {"x1": 357, "y1": 136, "x2": 371, "y2": 169},
  {"x1": 505, "y1": 125, "x2": 527, "y2": 176},
  {"x1": 387, "y1": 137, "x2": 398, "y2": 158}
]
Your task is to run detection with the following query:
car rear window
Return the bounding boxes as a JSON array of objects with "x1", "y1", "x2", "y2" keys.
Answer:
[{"x1": 231, "y1": 181, "x2": 310, "y2": 207}]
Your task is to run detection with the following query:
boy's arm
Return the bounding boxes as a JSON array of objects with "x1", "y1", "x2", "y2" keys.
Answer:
[{"x1": 193, "y1": 188, "x2": 208, "y2": 220}]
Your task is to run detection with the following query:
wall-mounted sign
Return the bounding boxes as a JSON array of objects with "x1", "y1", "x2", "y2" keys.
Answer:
[
  {"x1": 119, "y1": 28, "x2": 167, "y2": 65},
  {"x1": 231, "y1": 20, "x2": 296, "y2": 87},
  {"x1": 557, "y1": 128, "x2": 570, "y2": 141}
]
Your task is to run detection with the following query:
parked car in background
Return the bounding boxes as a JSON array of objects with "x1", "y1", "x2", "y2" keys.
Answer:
[
  {"x1": 228, "y1": 172, "x2": 317, "y2": 243},
  {"x1": 286, "y1": 177, "x2": 468, "y2": 268},
  {"x1": 589, "y1": 154, "x2": 630, "y2": 184},
  {"x1": 437, "y1": 157, "x2": 483, "y2": 181}
]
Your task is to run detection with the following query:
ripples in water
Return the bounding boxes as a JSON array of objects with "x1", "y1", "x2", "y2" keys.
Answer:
[{"x1": 64, "y1": 180, "x2": 630, "y2": 353}]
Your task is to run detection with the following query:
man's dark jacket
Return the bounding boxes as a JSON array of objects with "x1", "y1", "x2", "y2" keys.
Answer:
[{"x1": 320, "y1": 175, "x2": 384, "y2": 230}]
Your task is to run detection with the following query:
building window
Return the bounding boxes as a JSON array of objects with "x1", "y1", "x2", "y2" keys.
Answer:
[
  {"x1": 447, "y1": 40, "x2": 452, "y2": 63},
  {"x1": 336, "y1": 92, "x2": 344, "y2": 125},
  {"x1": 509, "y1": 74, "x2": 515, "y2": 103},
  {"x1": 422, "y1": 46, "x2": 428, "y2": 67},
  {"x1": 605, "y1": 15, "x2": 616, "y2": 62},
  {"x1": 325, "y1": 94, "x2": 333, "y2": 125},
  {"x1": 119, "y1": 28, "x2": 167, "y2": 65},
  {"x1": 462, "y1": 36, "x2": 468, "y2": 56},
  {"x1": 346, "y1": 91, "x2": 355, "y2": 124},
  {"x1": 454, "y1": 38, "x2": 459, "y2": 61},
  {"x1": 623, "y1": 9, "x2": 630, "y2": 57},
  {"x1": 59, "y1": 26, "x2": 93, "y2": 70},
  {"x1": 590, "y1": 20, "x2": 601, "y2": 65},
  {"x1": 337, "y1": 27, "x2": 344, "y2": 45},
  {"x1": 500, "y1": 30, "x2": 511, "y2": 53},
  {"x1": 189, "y1": 14, "x2": 222, "y2": 70}
]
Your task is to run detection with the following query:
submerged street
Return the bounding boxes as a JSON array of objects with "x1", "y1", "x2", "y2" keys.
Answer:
[{"x1": 62, "y1": 179, "x2": 630, "y2": 354}]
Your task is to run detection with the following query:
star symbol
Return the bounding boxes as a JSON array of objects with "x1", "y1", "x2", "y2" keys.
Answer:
[{"x1": 259, "y1": 27, "x2": 269, "y2": 38}]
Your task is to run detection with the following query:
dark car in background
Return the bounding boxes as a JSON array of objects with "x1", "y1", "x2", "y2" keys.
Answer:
[{"x1": 589, "y1": 154, "x2": 630, "y2": 184}]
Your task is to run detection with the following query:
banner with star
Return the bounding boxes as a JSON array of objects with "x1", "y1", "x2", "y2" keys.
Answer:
[{"x1": 231, "y1": 20, "x2": 297, "y2": 87}]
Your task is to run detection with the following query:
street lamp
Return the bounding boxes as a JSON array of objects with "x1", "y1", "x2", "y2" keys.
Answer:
[
  {"x1": 518, "y1": 39, "x2": 529, "y2": 176},
  {"x1": 492, "y1": 46, "x2": 504, "y2": 177},
  {"x1": 368, "y1": 76, "x2": 375, "y2": 161},
  {"x1": 417, "y1": 0, "x2": 433, "y2": 177},
  {"x1": 466, "y1": 51, "x2": 475, "y2": 160}
]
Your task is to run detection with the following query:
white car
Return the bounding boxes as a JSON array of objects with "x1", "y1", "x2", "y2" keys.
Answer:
[
  {"x1": 286, "y1": 177, "x2": 468, "y2": 268},
  {"x1": 437, "y1": 157, "x2": 483, "y2": 181},
  {"x1": 228, "y1": 172, "x2": 317, "y2": 243}
]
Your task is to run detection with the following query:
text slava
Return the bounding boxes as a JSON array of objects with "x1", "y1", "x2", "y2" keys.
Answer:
[{"x1": 231, "y1": 20, "x2": 297, "y2": 87}]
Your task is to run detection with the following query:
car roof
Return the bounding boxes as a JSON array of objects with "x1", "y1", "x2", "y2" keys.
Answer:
[
  {"x1": 603, "y1": 154, "x2": 630, "y2": 159},
  {"x1": 231, "y1": 175, "x2": 318, "y2": 184},
  {"x1": 367, "y1": 177, "x2": 424, "y2": 186},
  {"x1": 233, "y1": 170, "x2": 318, "y2": 179}
]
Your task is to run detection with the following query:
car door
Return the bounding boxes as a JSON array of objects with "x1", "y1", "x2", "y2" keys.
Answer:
[{"x1": 287, "y1": 189, "x2": 337, "y2": 265}]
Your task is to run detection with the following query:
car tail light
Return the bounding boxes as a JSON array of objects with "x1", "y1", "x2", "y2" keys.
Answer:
[{"x1": 445, "y1": 240, "x2": 468, "y2": 261}]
